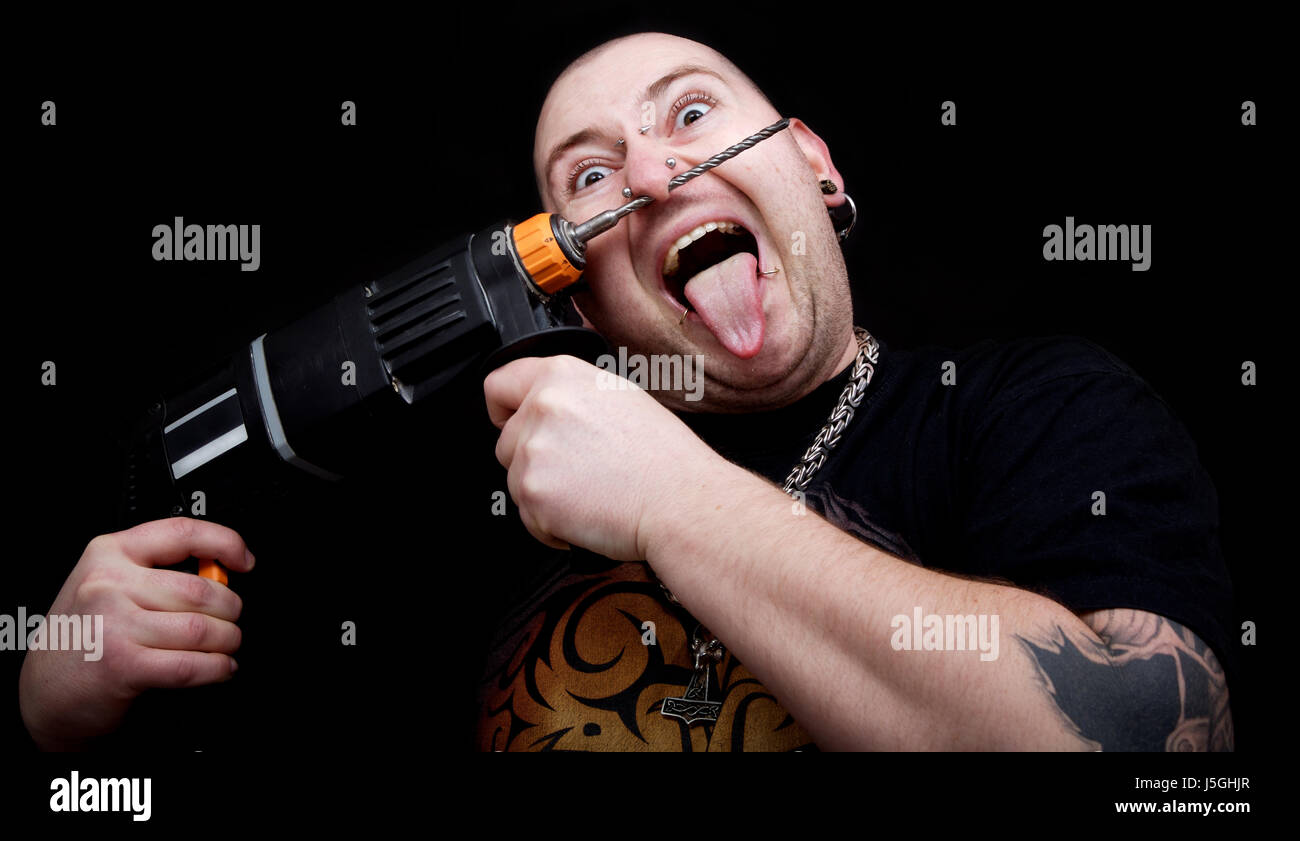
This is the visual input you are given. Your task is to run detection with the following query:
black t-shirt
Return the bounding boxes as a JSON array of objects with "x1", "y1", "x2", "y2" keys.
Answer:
[
  {"x1": 9, "y1": 334, "x2": 1235, "y2": 752},
  {"x1": 680, "y1": 334, "x2": 1236, "y2": 684},
  {"x1": 469, "y1": 333, "x2": 1236, "y2": 751}
]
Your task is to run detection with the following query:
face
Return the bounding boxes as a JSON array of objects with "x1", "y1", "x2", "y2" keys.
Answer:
[{"x1": 535, "y1": 33, "x2": 856, "y2": 412}]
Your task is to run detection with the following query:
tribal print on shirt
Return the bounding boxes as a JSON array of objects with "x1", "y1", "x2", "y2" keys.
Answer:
[{"x1": 475, "y1": 560, "x2": 815, "y2": 752}]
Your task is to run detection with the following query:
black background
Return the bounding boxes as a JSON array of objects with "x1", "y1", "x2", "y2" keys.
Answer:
[{"x1": 2, "y1": 7, "x2": 1281, "y2": 825}]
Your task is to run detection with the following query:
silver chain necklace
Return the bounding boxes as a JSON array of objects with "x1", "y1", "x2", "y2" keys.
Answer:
[{"x1": 659, "y1": 326, "x2": 880, "y2": 727}]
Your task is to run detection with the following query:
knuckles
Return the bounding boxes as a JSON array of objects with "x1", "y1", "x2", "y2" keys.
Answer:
[
  {"x1": 83, "y1": 533, "x2": 117, "y2": 560},
  {"x1": 73, "y1": 563, "x2": 126, "y2": 609},
  {"x1": 177, "y1": 574, "x2": 211, "y2": 608},
  {"x1": 169, "y1": 654, "x2": 199, "y2": 687},
  {"x1": 179, "y1": 612, "x2": 209, "y2": 647},
  {"x1": 519, "y1": 435, "x2": 551, "y2": 465},
  {"x1": 165, "y1": 516, "x2": 202, "y2": 546},
  {"x1": 516, "y1": 470, "x2": 550, "y2": 509},
  {"x1": 529, "y1": 385, "x2": 569, "y2": 418}
]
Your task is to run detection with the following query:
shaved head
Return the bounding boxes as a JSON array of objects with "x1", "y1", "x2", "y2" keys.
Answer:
[
  {"x1": 530, "y1": 31, "x2": 856, "y2": 411},
  {"x1": 536, "y1": 33, "x2": 773, "y2": 201},
  {"x1": 557, "y1": 33, "x2": 773, "y2": 110}
]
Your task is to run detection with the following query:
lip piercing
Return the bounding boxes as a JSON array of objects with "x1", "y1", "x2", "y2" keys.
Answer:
[
  {"x1": 679, "y1": 306, "x2": 689, "y2": 325},
  {"x1": 665, "y1": 157, "x2": 676, "y2": 168},
  {"x1": 759, "y1": 267, "x2": 781, "y2": 276},
  {"x1": 639, "y1": 125, "x2": 652, "y2": 134},
  {"x1": 622, "y1": 187, "x2": 633, "y2": 198}
]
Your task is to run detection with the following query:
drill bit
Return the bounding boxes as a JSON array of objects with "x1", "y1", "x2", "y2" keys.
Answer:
[{"x1": 572, "y1": 117, "x2": 791, "y2": 244}]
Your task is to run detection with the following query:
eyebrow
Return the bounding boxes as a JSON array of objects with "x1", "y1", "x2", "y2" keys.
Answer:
[{"x1": 542, "y1": 64, "x2": 731, "y2": 193}]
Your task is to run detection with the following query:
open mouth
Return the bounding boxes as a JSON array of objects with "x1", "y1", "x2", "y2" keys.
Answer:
[{"x1": 661, "y1": 221, "x2": 760, "y2": 311}]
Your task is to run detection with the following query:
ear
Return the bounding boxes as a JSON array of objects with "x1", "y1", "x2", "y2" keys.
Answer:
[{"x1": 786, "y1": 117, "x2": 848, "y2": 208}]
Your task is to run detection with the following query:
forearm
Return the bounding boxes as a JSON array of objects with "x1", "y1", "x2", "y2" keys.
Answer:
[{"x1": 645, "y1": 460, "x2": 1109, "y2": 751}]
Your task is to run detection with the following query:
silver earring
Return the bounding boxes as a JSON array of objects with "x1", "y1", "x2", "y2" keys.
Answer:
[{"x1": 828, "y1": 193, "x2": 857, "y2": 242}]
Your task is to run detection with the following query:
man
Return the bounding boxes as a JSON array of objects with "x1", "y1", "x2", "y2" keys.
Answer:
[
  {"x1": 474, "y1": 32, "x2": 1235, "y2": 750},
  {"x1": 18, "y1": 32, "x2": 1234, "y2": 754}
]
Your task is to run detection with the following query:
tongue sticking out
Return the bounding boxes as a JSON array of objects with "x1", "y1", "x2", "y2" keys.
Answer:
[{"x1": 682, "y1": 252, "x2": 765, "y2": 359}]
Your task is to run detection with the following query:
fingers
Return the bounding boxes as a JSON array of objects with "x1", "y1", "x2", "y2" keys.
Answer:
[
  {"x1": 107, "y1": 518, "x2": 255, "y2": 573},
  {"x1": 130, "y1": 568, "x2": 243, "y2": 622},
  {"x1": 132, "y1": 611, "x2": 242, "y2": 655},
  {"x1": 518, "y1": 510, "x2": 571, "y2": 551},
  {"x1": 128, "y1": 649, "x2": 238, "y2": 692},
  {"x1": 506, "y1": 458, "x2": 570, "y2": 551},
  {"x1": 494, "y1": 413, "x2": 523, "y2": 469},
  {"x1": 483, "y1": 356, "x2": 548, "y2": 429}
]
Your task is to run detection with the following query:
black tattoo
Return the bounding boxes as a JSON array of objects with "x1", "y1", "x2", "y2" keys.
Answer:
[{"x1": 1018, "y1": 610, "x2": 1233, "y2": 751}]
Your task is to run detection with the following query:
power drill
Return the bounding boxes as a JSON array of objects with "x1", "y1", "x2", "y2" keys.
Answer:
[
  {"x1": 116, "y1": 210, "x2": 610, "y2": 576},
  {"x1": 117, "y1": 118, "x2": 793, "y2": 584}
]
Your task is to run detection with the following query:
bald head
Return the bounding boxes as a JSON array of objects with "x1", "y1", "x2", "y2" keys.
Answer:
[
  {"x1": 525, "y1": 30, "x2": 855, "y2": 411},
  {"x1": 535, "y1": 33, "x2": 775, "y2": 203},
  {"x1": 555, "y1": 33, "x2": 773, "y2": 111}
]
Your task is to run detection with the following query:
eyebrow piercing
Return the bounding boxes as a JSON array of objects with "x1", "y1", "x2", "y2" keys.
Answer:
[
  {"x1": 622, "y1": 187, "x2": 633, "y2": 198},
  {"x1": 665, "y1": 157, "x2": 676, "y2": 168}
]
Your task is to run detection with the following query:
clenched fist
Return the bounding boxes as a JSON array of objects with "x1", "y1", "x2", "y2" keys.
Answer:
[
  {"x1": 484, "y1": 354, "x2": 730, "y2": 561},
  {"x1": 19, "y1": 517, "x2": 254, "y2": 750}
]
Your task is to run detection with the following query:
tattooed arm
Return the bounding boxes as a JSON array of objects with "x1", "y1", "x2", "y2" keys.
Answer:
[
  {"x1": 1020, "y1": 609, "x2": 1233, "y2": 751},
  {"x1": 639, "y1": 463, "x2": 1232, "y2": 751}
]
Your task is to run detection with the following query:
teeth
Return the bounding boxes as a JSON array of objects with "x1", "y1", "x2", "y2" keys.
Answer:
[
  {"x1": 664, "y1": 249, "x2": 679, "y2": 277},
  {"x1": 662, "y1": 220, "x2": 747, "y2": 278}
]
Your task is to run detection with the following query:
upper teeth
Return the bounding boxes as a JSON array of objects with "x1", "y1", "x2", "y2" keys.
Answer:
[{"x1": 663, "y1": 221, "x2": 745, "y2": 277}]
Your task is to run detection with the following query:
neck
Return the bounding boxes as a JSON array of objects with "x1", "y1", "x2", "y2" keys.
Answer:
[{"x1": 828, "y1": 327, "x2": 860, "y2": 381}]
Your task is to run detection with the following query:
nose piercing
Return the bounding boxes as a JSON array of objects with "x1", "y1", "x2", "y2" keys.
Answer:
[
  {"x1": 615, "y1": 138, "x2": 625, "y2": 146},
  {"x1": 622, "y1": 187, "x2": 633, "y2": 198},
  {"x1": 665, "y1": 157, "x2": 676, "y2": 168}
]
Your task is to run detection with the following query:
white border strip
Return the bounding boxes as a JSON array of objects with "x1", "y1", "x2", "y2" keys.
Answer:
[
  {"x1": 171, "y1": 425, "x2": 248, "y2": 479},
  {"x1": 164, "y1": 388, "x2": 239, "y2": 434}
]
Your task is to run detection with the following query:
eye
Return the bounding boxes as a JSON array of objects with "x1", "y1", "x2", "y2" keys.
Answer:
[
  {"x1": 672, "y1": 92, "x2": 716, "y2": 130},
  {"x1": 570, "y1": 160, "x2": 614, "y2": 192}
]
